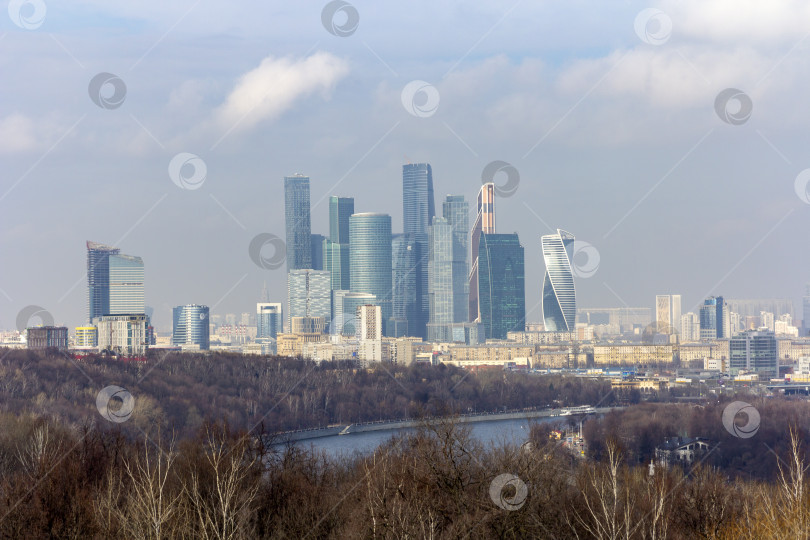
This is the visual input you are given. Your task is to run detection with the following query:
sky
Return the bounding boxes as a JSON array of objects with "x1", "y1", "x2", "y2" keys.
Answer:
[{"x1": 3, "y1": 0, "x2": 810, "y2": 332}]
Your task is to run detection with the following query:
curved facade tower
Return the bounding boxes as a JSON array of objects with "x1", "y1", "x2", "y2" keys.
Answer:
[{"x1": 541, "y1": 229, "x2": 576, "y2": 332}]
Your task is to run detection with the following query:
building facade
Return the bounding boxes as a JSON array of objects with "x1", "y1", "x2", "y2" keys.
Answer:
[
  {"x1": 284, "y1": 174, "x2": 312, "y2": 271},
  {"x1": 469, "y1": 183, "x2": 495, "y2": 323},
  {"x1": 655, "y1": 294, "x2": 682, "y2": 334},
  {"x1": 257, "y1": 302, "x2": 282, "y2": 339},
  {"x1": 287, "y1": 269, "x2": 331, "y2": 329},
  {"x1": 478, "y1": 233, "x2": 525, "y2": 340},
  {"x1": 541, "y1": 229, "x2": 576, "y2": 332},
  {"x1": 74, "y1": 326, "x2": 98, "y2": 349},
  {"x1": 332, "y1": 290, "x2": 376, "y2": 336},
  {"x1": 729, "y1": 330, "x2": 778, "y2": 377},
  {"x1": 95, "y1": 314, "x2": 149, "y2": 356},
  {"x1": 402, "y1": 163, "x2": 434, "y2": 339},
  {"x1": 324, "y1": 196, "x2": 354, "y2": 291},
  {"x1": 109, "y1": 253, "x2": 145, "y2": 315},
  {"x1": 700, "y1": 296, "x2": 729, "y2": 340},
  {"x1": 310, "y1": 233, "x2": 326, "y2": 271},
  {"x1": 349, "y1": 213, "x2": 393, "y2": 335},
  {"x1": 391, "y1": 233, "x2": 419, "y2": 337},
  {"x1": 26, "y1": 326, "x2": 68, "y2": 351},
  {"x1": 172, "y1": 304, "x2": 210, "y2": 350},
  {"x1": 443, "y1": 195, "x2": 470, "y2": 323}
]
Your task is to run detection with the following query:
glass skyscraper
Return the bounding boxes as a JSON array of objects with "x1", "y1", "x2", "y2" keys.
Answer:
[
  {"x1": 287, "y1": 269, "x2": 331, "y2": 329},
  {"x1": 350, "y1": 213, "x2": 393, "y2": 335},
  {"x1": 172, "y1": 304, "x2": 210, "y2": 350},
  {"x1": 469, "y1": 183, "x2": 495, "y2": 322},
  {"x1": 402, "y1": 163, "x2": 434, "y2": 338},
  {"x1": 324, "y1": 196, "x2": 354, "y2": 291},
  {"x1": 109, "y1": 254, "x2": 145, "y2": 315},
  {"x1": 541, "y1": 229, "x2": 576, "y2": 332},
  {"x1": 310, "y1": 234, "x2": 326, "y2": 271},
  {"x1": 700, "y1": 296, "x2": 728, "y2": 339},
  {"x1": 284, "y1": 174, "x2": 312, "y2": 271},
  {"x1": 428, "y1": 218, "x2": 453, "y2": 328},
  {"x1": 87, "y1": 241, "x2": 118, "y2": 321},
  {"x1": 442, "y1": 195, "x2": 469, "y2": 323},
  {"x1": 477, "y1": 233, "x2": 525, "y2": 340},
  {"x1": 257, "y1": 303, "x2": 282, "y2": 339},
  {"x1": 391, "y1": 233, "x2": 419, "y2": 337}
]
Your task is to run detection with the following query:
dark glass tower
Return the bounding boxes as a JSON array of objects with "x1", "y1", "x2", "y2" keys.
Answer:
[
  {"x1": 324, "y1": 196, "x2": 354, "y2": 291},
  {"x1": 87, "y1": 241, "x2": 119, "y2": 322},
  {"x1": 310, "y1": 233, "x2": 326, "y2": 270},
  {"x1": 284, "y1": 174, "x2": 312, "y2": 271},
  {"x1": 402, "y1": 163, "x2": 434, "y2": 338},
  {"x1": 477, "y1": 233, "x2": 525, "y2": 340}
]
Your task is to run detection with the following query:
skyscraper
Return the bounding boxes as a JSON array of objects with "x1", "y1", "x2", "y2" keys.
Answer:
[
  {"x1": 350, "y1": 213, "x2": 393, "y2": 335},
  {"x1": 469, "y1": 183, "x2": 495, "y2": 322},
  {"x1": 172, "y1": 304, "x2": 210, "y2": 350},
  {"x1": 402, "y1": 163, "x2": 434, "y2": 338},
  {"x1": 87, "y1": 241, "x2": 145, "y2": 321},
  {"x1": 284, "y1": 174, "x2": 312, "y2": 271},
  {"x1": 443, "y1": 195, "x2": 469, "y2": 323},
  {"x1": 428, "y1": 217, "x2": 453, "y2": 332},
  {"x1": 287, "y1": 269, "x2": 331, "y2": 328},
  {"x1": 324, "y1": 196, "x2": 354, "y2": 290},
  {"x1": 391, "y1": 233, "x2": 419, "y2": 337},
  {"x1": 541, "y1": 229, "x2": 576, "y2": 333},
  {"x1": 310, "y1": 233, "x2": 326, "y2": 271},
  {"x1": 700, "y1": 296, "x2": 729, "y2": 339},
  {"x1": 257, "y1": 303, "x2": 282, "y2": 339},
  {"x1": 655, "y1": 294, "x2": 682, "y2": 334},
  {"x1": 477, "y1": 233, "x2": 525, "y2": 339}
]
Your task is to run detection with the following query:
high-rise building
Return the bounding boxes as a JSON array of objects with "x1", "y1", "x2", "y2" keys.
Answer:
[
  {"x1": 172, "y1": 304, "x2": 210, "y2": 350},
  {"x1": 284, "y1": 174, "x2": 312, "y2": 271},
  {"x1": 257, "y1": 303, "x2": 283, "y2": 339},
  {"x1": 443, "y1": 195, "x2": 469, "y2": 323},
  {"x1": 700, "y1": 296, "x2": 728, "y2": 339},
  {"x1": 391, "y1": 233, "x2": 419, "y2": 337},
  {"x1": 332, "y1": 290, "x2": 376, "y2": 336},
  {"x1": 287, "y1": 269, "x2": 331, "y2": 329},
  {"x1": 310, "y1": 233, "x2": 326, "y2": 271},
  {"x1": 324, "y1": 196, "x2": 354, "y2": 291},
  {"x1": 428, "y1": 217, "x2": 453, "y2": 336},
  {"x1": 469, "y1": 183, "x2": 495, "y2": 322},
  {"x1": 729, "y1": 330, "x2": 777, "y2": 377},
  {"x1": 87, "y1": 241, "x2": 119, "y2": 321},
  {"x1": 655, "y1": 295, "x2": 681, "y2": 334},
  {"x1": 680, "y1": 312, "x2": 700, "y2": 342},
  {"x1": 541, "y1": 229, "x2": 576, "y2": 333},
  {"x1": 402, "y1": 163, "x2": 434, "y2": 339},
  {"x1": 478, "y1": 233, "x2": 525, "y2": 340},
  {"x1": 350, "y1": 213, "x2": 393, "y2": 335},
  {"x1": 358, "y1": 304, "x2": 383, "y2": 363}
]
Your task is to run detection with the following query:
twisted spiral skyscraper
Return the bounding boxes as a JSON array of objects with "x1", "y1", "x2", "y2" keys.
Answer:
[{"x1": 541, "y1": 229, "x2": 576, "y2": 332}]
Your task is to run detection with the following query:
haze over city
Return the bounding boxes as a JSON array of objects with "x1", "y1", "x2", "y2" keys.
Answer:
[{"x1": 4, "y1": 1, "x2": 810, "y2": 332}]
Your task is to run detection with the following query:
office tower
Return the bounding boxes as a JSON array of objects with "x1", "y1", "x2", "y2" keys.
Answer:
[
  {"x1": 287, "y1": 269, "x2": 331, "y2": 329},
  {"x1": 284, "y1": 174, "x2": 312, "y2": 271},
  {"x1": 358, "y1": 304, "x2": 383, "y2": 363},
  {"x1": 477, "y1": 233, "x2": 525, "y2": 339},
  {"x1": 402, "y1": 163, "x2": 434, "y2": 338},
  {"x1": 680, "y1": 312, "x2": 700, "y2": 342},
  {"x1": 443, "y1": 195, "x2": 469, "y2": 323},
  {"x1": 350, "y1": 213, "x2": 393, "y2": 335},
  {"x1": 87, "y1": 241, "x2": 119, "y2": 321},
  {"x1": 257, "y1": 303, "x2": 282, "y2": 339},
  {"x1": 332, "y1": 290, "x2": 376, "y2": 336},
  {"x1": 655, "y1": 294, "x2": 681, "y2": 333},
  {"x1": 730, "y1": 330, "x2": 777, "y2": 377},
  {"x1": 428, "y1": 217, "x2": 453, "y2": 335},
  {"x1": 541, "y1": 229, "x2": 576, "y2": 333},
  {"x1": 310, "y1": 234, "x2": 326, "y2": 270},
  {"x1": 699, "y1": 296, "x2": 728, "y2": 339},
  {"x1": 391, "y1": 233, "x2": 419, "y2": 337},
  {"x1": 172, "y1": 304, "x2": 210, "y2": 350},
  {"x1": 469, "y1": 183, "x2": 495, "y2": 322},
  {"x1": 324, "y1": 196, "x2": 354, "y2": 290}
]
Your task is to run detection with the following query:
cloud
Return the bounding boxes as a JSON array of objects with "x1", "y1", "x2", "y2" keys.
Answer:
[
  {"x1": 0, "y1": 114, "x2": 39, "y2": 153},
  {"x1": 213, "y1": 52, "x2": 349, "y2": 135}
]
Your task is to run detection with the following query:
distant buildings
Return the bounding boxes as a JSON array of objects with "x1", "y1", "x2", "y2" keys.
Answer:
[
  {"x1": 96, "y1": 314, "x2": 149, "y2": 356},
  {"x1": 469, "y1": 183, "x2": 495, "y2": 323},
  {"x1": 74, "y1": 326, "x2": 98, "y2": 349},
  {"x1": 729, "y1": 330, "x2": 778, "y2": 377},
  {"x1": 477, "y1": 233, "x2": 525, "y2": 340},
  {"x1": 541, "y1": 229, "x2": 576, "y2": 333},
  {"x1": 655, "y1": 295, "x2": 681, "y2": 334},
  {"x1": 358, "y1": 304, "x2": 383, "y2": 363},
  {"x1": 402, "y1": 163, "x2": 435, "y2": 338},
  {"x1": 287, "y1": 269, "x2": 331, "y2": 329},
  {"x1": 700, "y1": 296, "x2": 729, "y2": 340},
  {"x1": 87, "y1": 241, "x2": 145, "y2": 320},
  {"x1": 284, "y1": 174, "x2": 312, "y2": 271},
  {"x1": 257, "y1": 303, "x2": 282, "y2": 339},
  {"x1": 332, "y1": 290, "x2": 376, "y2": 336},
  {"x1": 172, "y1": 304, "x2": 210, "y2": 350},
  {"x1": 680, "y1": 312, "x2": 700, "y2": 342},
  {"x1": 350, "y1": 213, "x2": 393, "y2": 335},
  {"x1": 26, "y1": 326, "x2": 68, "y2": 351},
  {"x1": 324, "y1": 196, "x2": 354, "y2": 290}
]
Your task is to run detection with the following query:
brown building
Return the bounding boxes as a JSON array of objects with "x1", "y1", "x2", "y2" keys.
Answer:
[{"x1": 26, "y1": 327, "x2": 68, "y2": 351}]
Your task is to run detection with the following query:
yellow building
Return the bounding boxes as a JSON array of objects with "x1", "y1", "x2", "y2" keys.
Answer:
[
  {"x1": 777, "y1": 339, "x2": 810, "y2": 365},
  {"x1": 593, "y1": 344, "x2": 674, "y2": 366},
  {"x1": 276, "y1": 333, "x2": 326, "y2": 357},
  {"x1": 74, "y1": 326, "x2": 98, "y2": 349}
]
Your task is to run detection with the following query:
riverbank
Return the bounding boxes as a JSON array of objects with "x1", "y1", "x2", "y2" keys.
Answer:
[{"x1": 269, "y1": 406, "x2": 621, "y2": 443}]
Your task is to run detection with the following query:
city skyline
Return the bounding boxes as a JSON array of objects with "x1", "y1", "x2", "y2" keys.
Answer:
[{"x1": 5, "y1": 2, "x2": 810, "y2": 332}]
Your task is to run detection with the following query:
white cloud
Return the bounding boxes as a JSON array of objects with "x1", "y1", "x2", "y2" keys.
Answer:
[
  {"x1": 0, "y1": 114, "x2": 39, "y2": 153},
  {"x1": 213, "y1": 52, "x2": 349, "y2": 134}
]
